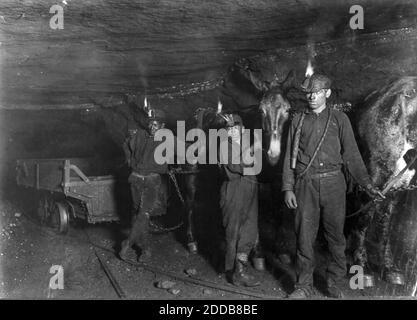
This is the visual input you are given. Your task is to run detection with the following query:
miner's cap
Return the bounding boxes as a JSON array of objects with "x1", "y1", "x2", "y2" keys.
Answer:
[
  {"x1": 148, "y1": 109, "x2": 166, "y2": 122},
  {"x1": 302, "y1": 74, "x2": 332, "y2": 93}
]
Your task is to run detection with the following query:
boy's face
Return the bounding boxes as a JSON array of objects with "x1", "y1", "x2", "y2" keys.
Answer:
[
  {"x1": 227, "y1": 125, "x2": 243, "y2": 142},
  {"x1": 148, "y1": 120, "x2": 164, "y2": 136},
  {"x1": 306, "y1": 88, "x2": 331, "y2": 110}
]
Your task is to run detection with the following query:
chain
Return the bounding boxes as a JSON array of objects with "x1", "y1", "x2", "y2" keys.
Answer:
[
  {"x1": 391, "y1": 183, "x2": 417, "y2": 193},
  {"x1": 143, "y1": 170, "x2": 187, "y2": 233},
  {"x1": 148, "y1": 217, "x2": 183, "y2": 233},
  {"x1": 348, "y1": 176, "x2": 417, "y2": 219},
  {"x1": 358, "y1": 182, "x2": 417, "y2": 197},
  {"x1": 167, "y1": 170, "x2": 186, "y2": 204}
]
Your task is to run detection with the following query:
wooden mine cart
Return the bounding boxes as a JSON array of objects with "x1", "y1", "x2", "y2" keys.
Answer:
[{"x1": 16, "y1": 158, "x2": 129, "y2": 234}]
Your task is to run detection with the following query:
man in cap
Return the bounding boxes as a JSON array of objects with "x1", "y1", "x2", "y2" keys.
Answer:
[
  {"x1": 218, "y1": 113, "x2": 261, "y2": 287},
  {"x1": 282, "y1": 74, "x2": 384, "y2": 298},
  {"x1": 119, "y1": 109, "x2": 170, "y2": 261}
]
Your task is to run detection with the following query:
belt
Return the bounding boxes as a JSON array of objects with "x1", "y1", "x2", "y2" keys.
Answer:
[
  {"x1": 131, "y1": 171, "x2": 158, "y2": 179},
  {"x1": 308, "y1": 170, "x2": 341, "y2": 179}
]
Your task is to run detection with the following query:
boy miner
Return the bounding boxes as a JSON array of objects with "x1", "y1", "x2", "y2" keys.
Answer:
[
  {"x1": 119, "y1": 109, "x2": 170, "y2": 262},
  {"x1": 282, "y1": 74, "x2": 384, "y2": 298},
  {"x1": 219, "y1": 113, "x2": 261, "y2": 287}
]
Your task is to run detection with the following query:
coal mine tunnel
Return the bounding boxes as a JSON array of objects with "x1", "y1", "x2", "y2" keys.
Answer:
[{"x1": 0, "y1": 0, "x2": 417, "y2": 300}]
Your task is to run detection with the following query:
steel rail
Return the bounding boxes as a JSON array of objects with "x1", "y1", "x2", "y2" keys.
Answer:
[{"x1": 20, "y1": 212, "x2": 285, "y2": 299}]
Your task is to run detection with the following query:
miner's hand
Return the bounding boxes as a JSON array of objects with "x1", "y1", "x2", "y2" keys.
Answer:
[
  {"x1": 284, "y1": 191, "x2": 298, "y2": 209},
  {"x1": 365, "y1": 184, "x2": 386, "y2": 200}
]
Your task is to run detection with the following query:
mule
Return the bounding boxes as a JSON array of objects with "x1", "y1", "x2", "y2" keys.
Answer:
[
  {"x1": 170, "y1": 107, "x2": 225, "y2": 253},
  {"x1": 351, "y1": 76, "x2": 417, "y2": 285}
]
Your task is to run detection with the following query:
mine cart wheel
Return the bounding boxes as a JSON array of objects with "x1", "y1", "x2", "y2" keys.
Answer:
[
  {"x1": 50, "y1": 201, "x2": 70, "y2": 234},
  {"x1": 37, "y1": 194, "x2": 52, "y2": 225}
]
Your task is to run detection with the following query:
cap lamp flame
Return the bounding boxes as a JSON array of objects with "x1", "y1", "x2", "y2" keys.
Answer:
[
  {"x1": 217, "y1": 100, "x2": 223, "y2": 114},
  {"x1": 305, "y1": 59, "x2": 314, "y2": 78}
]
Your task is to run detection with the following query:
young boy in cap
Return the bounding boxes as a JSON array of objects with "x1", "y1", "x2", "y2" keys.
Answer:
[
  {"x1": 219, "y1": 113, "x2": 261, "y2": 287},
  {"x1": 119, "y1": 109, "x2": 169, "y2": 261},
  {"x1": 282, "y1": 74, "x2": 384, "y2": 298}
]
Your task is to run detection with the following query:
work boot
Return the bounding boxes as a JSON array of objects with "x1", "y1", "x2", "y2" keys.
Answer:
[
  {"x1": 252, "y1": 256, "x2": 266, "y2": 271},
  {"x1": 287, "y1": 286, "x2": 314, "y2": 299},
  {"x1": 360, "y1": 264, "x2": 376, "y2": 288},
  {"x1": 229, "y1": 260, "x2": 260, "y2": 287},
  {"x1": 118, "y1": 239, "x2": 131, "y2": 261},
  {"x1": 382, "y1": 267, "x2": 405, "y2": 285},
  {"x1": 137, "y1": 248, "x2": 152, "y2": 263},
  {"x1": 327, "y1": 285, "x2": 345, "y2": 299},
  {"x1": 326, "y1": 279, "x2": 346, "y2": 299}
]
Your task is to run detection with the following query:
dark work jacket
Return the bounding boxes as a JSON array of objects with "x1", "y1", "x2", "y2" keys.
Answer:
[
  {"x1": 219, "y1": 139, "x2": 257, "y2": 183},
  {"x1": 123, "y1": 129, "x2": 168, "y2": 175},
  {"x1": 282, "y1": 107, "x2": 372, "y2": 191}
]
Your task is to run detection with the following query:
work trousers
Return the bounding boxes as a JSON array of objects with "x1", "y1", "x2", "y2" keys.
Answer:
[
  {"x1": 126, "y1": 173, "x2": 166, "y2": 249},
  {"x1": 220, "y1": 177, "x2": 259, "y2": 271},
  {"x1": 294, "y1": 171, "x2": 347, "y2": 288}
]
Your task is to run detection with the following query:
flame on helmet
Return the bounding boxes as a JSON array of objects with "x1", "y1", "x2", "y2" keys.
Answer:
[
  {"x1": 217, "y1": 100, "x2": 223, "y2": 114},
  {"x1": 143, "y1": 96, "x2": 153, "y2": 117},
  {"x1": 305, "y1": 59, "x2": 314, "y2": 77}
]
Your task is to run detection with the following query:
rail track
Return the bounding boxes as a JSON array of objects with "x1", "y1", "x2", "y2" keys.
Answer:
[{"x1": 20, "y1": 211, "x2": 285, "y2": 299}]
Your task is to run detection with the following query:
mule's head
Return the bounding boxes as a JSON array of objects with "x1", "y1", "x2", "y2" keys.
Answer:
[{"x1": 260, "y1": 86, "x2": 291, "y2": 165}]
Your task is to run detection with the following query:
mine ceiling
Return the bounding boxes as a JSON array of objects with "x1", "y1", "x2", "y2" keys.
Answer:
[{"x1": 0, "y1": 0, "x2": 416, "y2": 109}]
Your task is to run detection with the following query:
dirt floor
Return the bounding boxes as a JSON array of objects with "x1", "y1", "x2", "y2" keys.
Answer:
[{"x1": 2, "y1": 182, "x2": 415, "y2": 301}]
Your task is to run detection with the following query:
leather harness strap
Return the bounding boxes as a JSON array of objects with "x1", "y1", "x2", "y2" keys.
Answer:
[
  {"x1": 295, "y1": 107, "x2": 333, "y2": 180},
  {"x1": 291, "y1": 112, "x2": 306, "y2": 169}
]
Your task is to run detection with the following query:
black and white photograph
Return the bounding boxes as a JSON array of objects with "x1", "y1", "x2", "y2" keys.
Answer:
[{"x1": 0, "y1": 0, "x2": 417, "y2": 305}]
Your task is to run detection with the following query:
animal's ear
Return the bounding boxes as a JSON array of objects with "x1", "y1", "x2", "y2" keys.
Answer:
[
  {"x1": 249, "y1": 71, "x2": 268, "y2": 92},
  {"x1": 262, "y1": 80, "x2": 271, "y2": 91},
  {"x1": 282, "y1": 70, "x2": 296, "y2": 93},
  {"x1": 267, "y1": 74, "x2": 280, "y2": 90}
]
